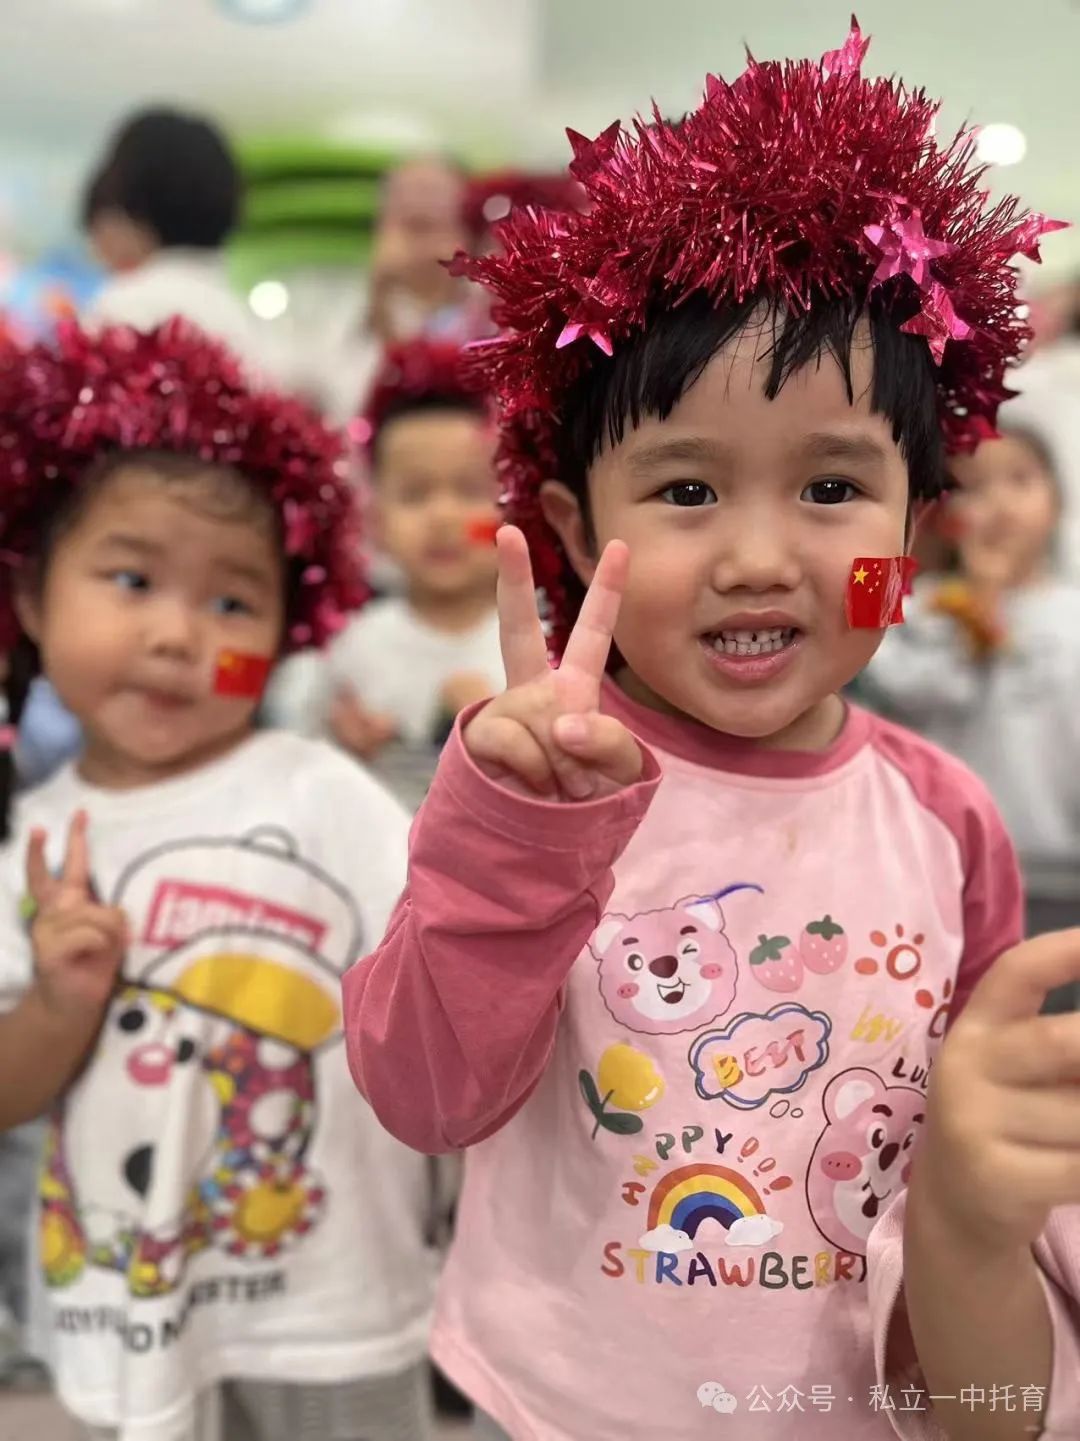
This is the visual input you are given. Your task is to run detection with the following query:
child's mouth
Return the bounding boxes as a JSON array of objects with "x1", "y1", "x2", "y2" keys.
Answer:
[
  {"x1": 706, "y1": 626, "x2": 798, "y2": 656},
  {"x1": 699, "y1": 626, "x2": 803, "y2": 683}
]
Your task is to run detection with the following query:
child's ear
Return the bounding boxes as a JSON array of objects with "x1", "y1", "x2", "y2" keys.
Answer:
[
  {"x1": 539, "y1": 482, "x2": 597, "y2": 586},
  {"x1": 907, "y1": 498, "x2": 937, "y2": 553},
  {"x1": 13, "y1": 581, "x2": 41, "y2": 646}
]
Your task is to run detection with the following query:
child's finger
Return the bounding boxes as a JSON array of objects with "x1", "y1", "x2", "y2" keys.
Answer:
[
  {"x1": 558, "y1": 540, "x2": 629, "y2": 704},
  {"x1": 25, "y1": 828, "x2": 54, "y2": 908},
  {"x1": 61, "y1": 811, "x2": 91, "y2": 896},
  {"x1": 964, "y1": 930, "x2": 1080, "y2": 1027},
  {"x1": 994, "y1": 1086, "x2": 1080, "y2": 1148},
  {"x1": 993, "y1": 1013, "x2": 1080, "y2": 1087},
  {"x1": 552, "y1": 713, "x2": 643, "y2": 787},
  {"x1": 465, "y1": 716, "x2": 558, "y2": 797},
  {"x1": 496, "y1": 527, "x2": 551, "y2": 689},
  {"x1": 45, "y1": 918, "x2": 124, "y2": 966}
]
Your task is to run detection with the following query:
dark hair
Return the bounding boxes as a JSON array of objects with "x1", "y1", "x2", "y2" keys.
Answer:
[
  {"x1": 82, "y1": 109, "x2": 241, "y2": 249},
  {"x1": 370, "y1": 392, "x2": 488, "y2": 470},
  {"x1": 558, "y1": 289, "x2": 944, "y2": 510},
  {"x1": 0, "y1": 450, "x2": 293, "y2": 839}
]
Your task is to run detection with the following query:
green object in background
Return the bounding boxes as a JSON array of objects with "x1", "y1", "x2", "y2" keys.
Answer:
[{"x1": 227, "y1": 136, "x2": 402, "y2": 291}]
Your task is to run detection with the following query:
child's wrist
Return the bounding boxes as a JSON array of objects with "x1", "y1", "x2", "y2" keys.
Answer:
[{"x1": 27, "y1": 975, "x2": 105, "y2": 1039}]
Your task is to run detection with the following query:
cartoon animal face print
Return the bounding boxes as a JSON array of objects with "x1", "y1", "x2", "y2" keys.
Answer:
[
  {"x1": 806, "y1": 1067, "x2": 925, "y2": 1255},
  {"x1": 591, "y1": 895, "x2": 739, "y2": 1035}
]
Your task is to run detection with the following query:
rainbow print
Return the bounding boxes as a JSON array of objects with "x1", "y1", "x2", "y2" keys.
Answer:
[{"x1": 647, "y1": 1164, "x2": 764, "y2": 1241}]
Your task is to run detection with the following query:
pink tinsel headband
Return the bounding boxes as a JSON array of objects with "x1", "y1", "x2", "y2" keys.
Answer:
[
  {"x1": 452, "y1": 16, "x2": 1066, "y2": 654},
  {"x1": 0, "y1": 319, "x2": 368, "y2": 652}
]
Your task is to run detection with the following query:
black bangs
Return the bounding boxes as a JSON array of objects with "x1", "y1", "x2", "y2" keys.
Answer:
[{"x1": 556, "y1": 289, "x2": 945, "y2": 504}]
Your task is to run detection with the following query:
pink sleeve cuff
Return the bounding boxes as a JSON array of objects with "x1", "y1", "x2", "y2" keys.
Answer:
[{"x1": 1034, "y1": 1206, "x2": 1080, "y2": 1438}]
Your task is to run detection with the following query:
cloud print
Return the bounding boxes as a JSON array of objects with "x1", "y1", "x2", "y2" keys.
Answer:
[
  {"x1": 726, "y1": 1214, "x2": 784, "y2": 1247},
  {"x1": 638, "y1": 1223, "x2": 694, "y2": 1253}
]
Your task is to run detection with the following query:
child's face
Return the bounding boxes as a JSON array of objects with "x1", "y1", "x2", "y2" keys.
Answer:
[
  {"x1": 23, "y1": 465, "x2": 285, "y2": 781},
  {"x1": 948, "y1": 435, "x2": 1058, "y2": 589},
  {"x1": 374, "y1": 409, "x2": 499, "y2": 604},
  {"x1": 547, "y1": 319, "x2": 912, "y2": 743}
]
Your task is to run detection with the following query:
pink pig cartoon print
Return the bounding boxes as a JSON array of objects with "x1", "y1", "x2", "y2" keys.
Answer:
[
  {"x1": 806, "y1": 1067, "x2": 925, "y2": 1255},
  {"x1": 591, "y1": 885, "x2": 761, "y2": 1036}
]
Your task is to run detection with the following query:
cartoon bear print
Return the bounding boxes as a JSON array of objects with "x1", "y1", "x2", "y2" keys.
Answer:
[
  {"x1": 591, "y1": 886, "x2": 760, "y2": 1036},
  {"x1": 805, "y1": 1067, "x2": 925, "y2": 1255}
]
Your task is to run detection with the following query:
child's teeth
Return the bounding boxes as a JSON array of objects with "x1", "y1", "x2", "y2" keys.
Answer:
[{"x1": 712, "y1": 627, "x2": 793, "y2": 656}]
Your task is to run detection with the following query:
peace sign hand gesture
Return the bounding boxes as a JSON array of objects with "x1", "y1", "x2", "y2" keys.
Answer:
[
  {"x1": 464, "y1": 526, "x2": 643, "y2": 801},
  {"x1": 26, "y1": 811, "x2": 128, "y2": 1025}
]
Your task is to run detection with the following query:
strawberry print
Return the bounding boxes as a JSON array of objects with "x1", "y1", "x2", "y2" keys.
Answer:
[
  {"x1": 749, "y1": 933, "x2": 802, "y2": 993},
  {"x1": 800, "y1": 915, "x2": 848, "y2": 974}
]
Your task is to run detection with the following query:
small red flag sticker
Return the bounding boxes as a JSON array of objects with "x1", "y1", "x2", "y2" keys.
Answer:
[
  {"x1": 466, "y1": 518, "x2": 500, "y2": 546},
  {"x1": 213, "y1": 650, "x2": 272, "y2": 699},
  {"x1": 845, "y1": 557, "x2": 919, "y2": 629}
]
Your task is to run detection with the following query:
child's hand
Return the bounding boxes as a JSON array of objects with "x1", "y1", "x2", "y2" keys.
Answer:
[
  {"x1": 27, "y1": 811, "x2": 127, "y2": 1026},
  {"x1": 330, "y1": 689, "x2": 398, "y2": 761},
  {"x1": 464, "y1": 526, "x2": 643, "y2": 801},
  {"x1": 914, "y1": 929, "x2": 1080, "y2": 1252}
]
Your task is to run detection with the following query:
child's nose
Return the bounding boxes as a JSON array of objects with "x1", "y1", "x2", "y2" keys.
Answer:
[
  {"x1": 147, "y1": 598, "x2": 201, "y2": 656},
  {"x1": 712, "y1": 515, "x2": 800, "y2": 592}
]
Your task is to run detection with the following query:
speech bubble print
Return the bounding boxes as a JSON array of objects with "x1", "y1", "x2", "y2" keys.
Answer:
[
  {"x1": 690, "y1": 1003, "x2": 832, "y2": 1110},
  {"x1": 712, "y1": 1391, "x2": 738, "y2": 1414},
  {"x1": 726, "y1": 1214, "x2": 784, "y2": 1247},
  {"x1": 639, "y1": 1223, "x2": 694, "y2": 1254}
]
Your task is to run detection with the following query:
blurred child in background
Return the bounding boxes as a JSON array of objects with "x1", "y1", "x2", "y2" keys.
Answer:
[
  {"x1": 864, "y1": 423, "x2": 1080, "y2": 944},
  {"x1": 81, "y1": 108, "x2": 277, "y2": 383},
  {"x1": 0, "y1": 321, "x2": 436, "y2": 1441},
  {"x1": 269, "y1": 339, "x2": 504, "y2": 811}
]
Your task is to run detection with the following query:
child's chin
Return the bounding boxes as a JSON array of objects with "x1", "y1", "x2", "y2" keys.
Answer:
[{"x1": 694, "y1": 691, "x2": 809, "y2": 741}]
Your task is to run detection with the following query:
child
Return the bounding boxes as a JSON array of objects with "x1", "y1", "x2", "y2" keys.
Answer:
[
  {"x1": 864, "y1": 425, "x2": 1080, "y2": 899},
  {"x1": 274, "y1": 339, "x2": 504, "y2": 812},
  {"x1": 82, "y1": 109, "x2": 276, "y2": 383},
  {"x1": 343, "y1": 23, "x2": 1080, "y2": 1441},
  {"x1": 0, "y1": 321, "x2": 437, "y2": 1441}
]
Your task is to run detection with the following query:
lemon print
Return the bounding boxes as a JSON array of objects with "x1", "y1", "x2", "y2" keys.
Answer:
[
  {"x1": 597, "y1": 1044, "x2": 666, "y2": 1111},
  {"x1": 234, "y1": 1180, "x2": 306, "y2": 1244}
]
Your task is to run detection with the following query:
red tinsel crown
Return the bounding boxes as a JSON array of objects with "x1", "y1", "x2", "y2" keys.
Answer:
[
  {"x1": 352, "y1": 337, "x2": 490, "y2": 457},
  {"x1": 0, "y1": 319, "x2": 367, "y2": 652},
  {"x1": 453, "y1": 17, "x2": 1066, "y2": 654}
]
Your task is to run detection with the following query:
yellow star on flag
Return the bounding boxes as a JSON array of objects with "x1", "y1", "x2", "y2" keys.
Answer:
[{"x1": 853, "y1": 567, "x2": 869, "y2": 585}]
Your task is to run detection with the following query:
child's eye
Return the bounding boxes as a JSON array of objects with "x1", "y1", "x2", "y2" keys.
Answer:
[
  {"x1": 109, "y1": 570, "x2": 150, "y2": 592},
  {"x1": 658, "y1": 482, "x2": 717, "y2": 507},
  {"x1": 802, "y1": 479, "x2": 860, "y2": 505},
  {"x1": 212, "y1": 596, "x2": 254, "y2": 617}
]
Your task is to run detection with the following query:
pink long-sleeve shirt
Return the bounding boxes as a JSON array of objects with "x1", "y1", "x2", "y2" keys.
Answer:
[{"x1": 344, "y1": 682, "x2": 1080, "y2": 1441}]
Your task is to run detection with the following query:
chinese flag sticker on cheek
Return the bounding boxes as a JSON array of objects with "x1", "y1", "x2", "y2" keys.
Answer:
[
  {"x1": 214, "y1": 651, "x2": 273, "y2": 699},
  {"x1": 845, "y1": 557, "x2": 919, "y2": 629}
]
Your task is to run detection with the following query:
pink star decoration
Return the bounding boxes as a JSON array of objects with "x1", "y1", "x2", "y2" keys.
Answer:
[
  {"x1": 864, "y1": 207, "x2": 953, "y2": 291},
  {"x1": 822, "y1": 16, "x2": 870, "y2": 78},
  {"x1": 901, "y1": 282, "x2": 972, "y2": 364}
]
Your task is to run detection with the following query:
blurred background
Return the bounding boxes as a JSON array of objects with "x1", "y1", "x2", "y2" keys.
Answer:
[
  {"x1": 1, "y1": 0, "x2": 1077, "y2": 367},
  {"x1": 2, "y1": 4, "x2": 1080, "y2": 1437}
]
